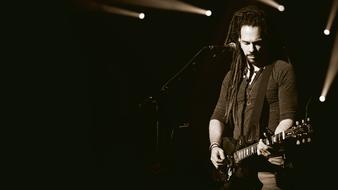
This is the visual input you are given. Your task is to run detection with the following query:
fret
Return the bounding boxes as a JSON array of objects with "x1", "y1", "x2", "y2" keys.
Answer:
[{"x1": 253, "y1": 144, "x2": 257, "y2": 154}]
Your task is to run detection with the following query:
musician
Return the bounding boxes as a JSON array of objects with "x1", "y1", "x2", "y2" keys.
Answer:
[{"x1": 209, "y1": 5, "x2": 298, "y2": 189}]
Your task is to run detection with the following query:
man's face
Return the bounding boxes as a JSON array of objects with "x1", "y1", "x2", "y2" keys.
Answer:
[{"x1": 239, "y1": 25, "x2": 264, "y2": 64}]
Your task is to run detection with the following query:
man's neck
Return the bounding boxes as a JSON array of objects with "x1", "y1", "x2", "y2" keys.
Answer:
[
  {"x1": 246, "y1": 62, "x2": 265, "y2": 85},
  {"x1": 247, "y1": 62, "x2": 262, "y2": 72}
]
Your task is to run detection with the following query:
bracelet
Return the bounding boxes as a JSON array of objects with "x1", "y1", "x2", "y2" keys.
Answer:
[{"x1": 209, "y1": 142, "x2": 221, "y2": 151}]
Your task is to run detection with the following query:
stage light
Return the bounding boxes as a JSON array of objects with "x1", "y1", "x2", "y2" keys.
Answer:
[
  {"x1": 111, "y1": 0, "x2": 211, "y2": 16},
  {"x1": 319, "y1": 96, "x2": 326, "y2": 102},
  {"x1": 324, "y1": 29, "x2": 330, "y2": 35},
  {"x1": 96, "y1": 3, "x2": 145, "y2": 19},
  {"x1": 139, "y1": 13, "x2": 145, "y2": 19},
  {"x1": 278, "y1": 5, "x2": 285, "y2": 12},
  {"x1": 205, "y1": 10, "x2": 212, "y2": 16},
  {"x1": 320, "y1": 29, "x2": 338, "y2": 104},
  {"x1": 324, "y1": 0, "x2": 337, "y2": 36},
  {"x1": 256, "y1": 0, "x2": 285, "y2": 12}
]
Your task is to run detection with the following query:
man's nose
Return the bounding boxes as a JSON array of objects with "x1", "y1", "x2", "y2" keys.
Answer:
[{"x1": 248, "y1": 43, "x2": 254, "y2": 52}]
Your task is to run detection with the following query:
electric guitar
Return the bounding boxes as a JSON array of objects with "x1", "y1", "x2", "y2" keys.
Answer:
[{"x1": 216, "y1": 118, "x2": 313, "y2": 182}]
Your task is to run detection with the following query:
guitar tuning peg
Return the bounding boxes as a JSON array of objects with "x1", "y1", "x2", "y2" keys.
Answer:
[
  {"x1": 307, "y1": 137, "x2": 311, "y2": 143},
  {"x1": 302, "y1": 138, "x2": 306, "y2": 143},
  {"x1": 295, "y1": 121, "x2": 299, "y2": 126},
  {"x1": 306, "y1": 117, "x2": 310, "y2": 123},
  {"x1": 296, "y1": 139, "x2": 301, "y2": 145},
  {"x1": 301, "y1": 119, "x2": 305, "y2": 124}
]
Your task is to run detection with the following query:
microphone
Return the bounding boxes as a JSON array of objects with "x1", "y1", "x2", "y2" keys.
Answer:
[{"x1": 208, "y1": 42, "x2": 236, "y2": 50}]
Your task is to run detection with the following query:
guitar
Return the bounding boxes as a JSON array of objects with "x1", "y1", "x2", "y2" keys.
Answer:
[{"x1": 216, "y1": 118, "x2": 313, "y2": 182}]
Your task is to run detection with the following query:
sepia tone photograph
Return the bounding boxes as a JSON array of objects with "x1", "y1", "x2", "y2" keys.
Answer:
[{"x1": 17, "y1": 0, "x2": 338, "y2": 189}]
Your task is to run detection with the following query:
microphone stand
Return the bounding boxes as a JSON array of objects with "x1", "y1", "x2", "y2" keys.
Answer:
[
  {"x1": 139, "y1": 45, "x2": 212, "y2": 158},
  {"x1": 157, "y1": 45, "x2": 212, "y2": 150}
]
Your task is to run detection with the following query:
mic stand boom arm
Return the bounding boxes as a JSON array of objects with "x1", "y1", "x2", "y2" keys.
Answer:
[{"x1": 160, "y1": 45, "x2": 210, "y2": 94}]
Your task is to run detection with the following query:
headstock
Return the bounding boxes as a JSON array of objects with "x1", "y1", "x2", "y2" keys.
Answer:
[{"x1": 285, "y1": 117, "x2": 313, "y2": 145}]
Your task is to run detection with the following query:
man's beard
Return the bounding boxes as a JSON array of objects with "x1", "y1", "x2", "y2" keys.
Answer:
[{"x1": 246, "y1": 54, "x2": 265, "y2": 67}]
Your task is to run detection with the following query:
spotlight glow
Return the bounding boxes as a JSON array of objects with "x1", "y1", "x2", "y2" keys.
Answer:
[
  {"x1": 205, "y1": 10, "x2": 212, "y2": 16},
  {"x1": 324, "y1": 0, "x2": 338, "y2": 36},
  {"x1": 98, "y1": 4, "x2": 145, "y2": 19},
  {"x1": 110, "y1": 0, "x2": 211, "y2": 16},
  {"x1": 278, "y1": 5, "x2": 285, "y2": 12},
  {"x1": 139, "y1": 13, "x2": 145, "y2": 19},
  {"x1": 256, "y1": 0, "x2": 285, "y2": 12},
  {"x1": 324, "y1": 29, "x2": 330, "y2": 35},
  {"x1": 319, "y1": 96, "x2": 326, "y2": 102},
  {"x1": 320, "y1": 29, "x2": 338, "y2": 104}
]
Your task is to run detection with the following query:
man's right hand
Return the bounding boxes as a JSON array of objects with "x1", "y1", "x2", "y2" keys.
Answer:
[{"x1": 210, "y1": 146, "x2": 226, "y2": 169}]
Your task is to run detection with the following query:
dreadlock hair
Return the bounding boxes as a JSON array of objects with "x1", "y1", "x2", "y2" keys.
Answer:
[{"x1": 222, "y1": 5, "x2": 269, "y2": 126}]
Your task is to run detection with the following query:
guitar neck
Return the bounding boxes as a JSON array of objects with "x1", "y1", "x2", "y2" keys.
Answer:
[
  {"x1": 233, "y1": 131, "x2": 286, "y2": 163},
  {"x1": 233, "y1": 143, "x2": 258, "y2": 163}
]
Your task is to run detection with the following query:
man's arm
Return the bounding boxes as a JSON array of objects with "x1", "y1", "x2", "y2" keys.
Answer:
[
  {"x1": 258, "y1": 61, "x2": 297, "y2": 157},
  {"x1": 209, "y1": 119, "x2": 225, "y2": 145},
  {"x1": 209, "y1": 119, "x2": 226, "y2": 169},
  {"x1": 209, "y1": 72, "x2": 231, "y2": 168}
]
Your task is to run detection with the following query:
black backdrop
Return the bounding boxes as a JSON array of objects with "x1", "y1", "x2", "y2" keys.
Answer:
[{"x1": 16, "y1": 0, "x2": 338, "y2": 189}]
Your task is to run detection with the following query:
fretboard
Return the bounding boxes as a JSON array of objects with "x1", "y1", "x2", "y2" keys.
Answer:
[
  {"x1": 233, "y1": 131, "x2": 286, "y2": 163},
  {"x1": 233, "y1": 143, "x2": 258, "y2": 163}
]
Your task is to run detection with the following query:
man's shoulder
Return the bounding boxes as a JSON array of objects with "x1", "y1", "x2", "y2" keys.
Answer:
[{"x1": 272, "y1": 59, "x2": 293, "y2": 70}]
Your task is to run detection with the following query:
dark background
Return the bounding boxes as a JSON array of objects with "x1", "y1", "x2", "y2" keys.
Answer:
[{"x1": 15, "y1": 0, "x2": 338, "y2": 189}]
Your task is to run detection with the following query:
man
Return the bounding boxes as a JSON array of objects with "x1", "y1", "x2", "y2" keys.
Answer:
[{"x1": 209, "y1": 5, "x2": 297, "y2": 189}]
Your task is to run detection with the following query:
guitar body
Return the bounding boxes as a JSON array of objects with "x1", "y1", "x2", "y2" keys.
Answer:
[
  {"x1": 214, "y1": 159, "x2": 263, "y2": 189},
  {"x1": 215, "y1": 137, "x2": 261, "y2": 187},
  {"x1": 212, "y1": 118, "x2": 313, "y2": 189}
]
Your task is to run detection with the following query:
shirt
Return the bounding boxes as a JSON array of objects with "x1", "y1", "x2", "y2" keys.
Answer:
[{"x1": 211, "y1": 60, "x2": 297, "y2": 141}]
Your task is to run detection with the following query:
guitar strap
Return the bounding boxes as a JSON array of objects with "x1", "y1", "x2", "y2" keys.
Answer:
[{"x1": 248, "y1": 63, "x2": 274, "y2": 140}]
